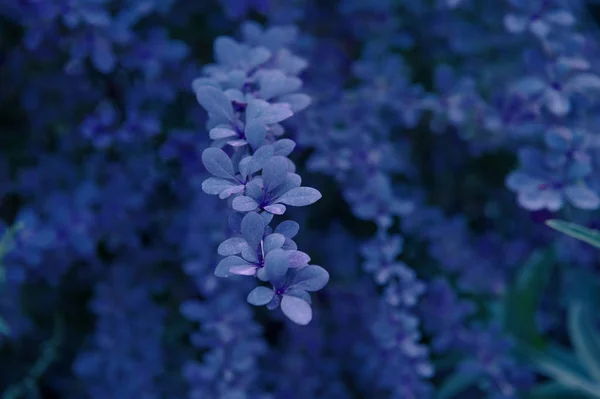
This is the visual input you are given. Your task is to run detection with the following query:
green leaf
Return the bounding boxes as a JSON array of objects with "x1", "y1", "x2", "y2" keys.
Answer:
[
  {"x1": 0, "y1": 317, "x2": 9, "y2": 335},
  {"x1": 546, "y1": 220, "x2": 600, "y2": 250},
  {"x1": 521, "y1": 345, "x2": 600, "y2": 398},
  {"x1": 436, "y1": 370, "x2": 480, "y2": 399},
  {"x1": 568, "y1": 302, "x2": 600, "y2": 382},
  {"x1": 527, "y1": 382, "x2": 595, "y2": 399},
  {"x1": 503, "y1": 247, "x2": 555, "y2": 348}
]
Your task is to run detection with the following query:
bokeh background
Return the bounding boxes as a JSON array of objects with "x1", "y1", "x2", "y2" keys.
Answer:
[{"x1": 1, "y1": 0, "x2": 600, "y2": 398}]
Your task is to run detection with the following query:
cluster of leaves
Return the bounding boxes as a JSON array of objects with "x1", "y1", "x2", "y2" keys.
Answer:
[{"x1": 193, "y1": 23, "x2": 328, "y2": 324}]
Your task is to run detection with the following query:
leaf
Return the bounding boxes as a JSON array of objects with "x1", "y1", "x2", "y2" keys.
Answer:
[
  {"x1": 281, "y1": 295, "x2": 312, "y2": 325},
  {"x1": 264, "y1": 204, "x2": 286, "y2": 215},
  {"x1": 568, "y1": 302, "x2": 600, "y2": 382},
  {"x1": 262, "y1": 103, "x2": 294, "y2": 124},
  {"x1": 546, "y1": 220, "x2": 600, "y2": 250},
  {"x1": 195, "y1": 86, "x2": 234, "y2": 120},
  {"x1": 209, "y1": 127, "x2": 237, "y2": 140},
  {"x1": 240, "y1": 212, "x2": 264, "y2": 249},
  {"x1": 262, "y1": 156, "x2": 288, "y2": 191},
  {"x1": 436, "y1": 370, "x2": 480, "y2": 399},
  {"x1": 258, "y1": 70, "x2": 302, "y2": 100},
  {"x1": 279, "y1": 93, "x2": 311, "y2": 112},
  {"x1": 521, "y1": 345, "x2": 600, "y2": 398},
  {"x1": 215, "y1": 256, "x2": 251, "y2": 277},
  {"x1": 201, "y1": 148, "x2": 235, "y2": 179},
  {"x1": 247, "y1": 286, "x2": 274, "y2": 306},
  {"x1": 274, "y1": 220, "x2": 299, "y2": 238},
  {"x1": 273, "y1": 138, "x2": 296, "y2": 157},
  {"x1": 527, "y1": 382, "x2": 593, "y2": 399},
  {"x1": 288, "y1": 250, "x2": 310, "y2": 268},
  {"x1": 232, "y1": 196, "x2": 259, "y2": 212},
  {"x1": 292, "y1": 265, "x2": 329, "y2": 291},
  {"x1": 276, "y1": 187, "x2": 322, "y2": 207},
  {"x1": 503, "y1": 247, "x2": 555, "y2": 348},
  {"x1": 0, "y1": 317, "x2": 9, "y2": 335},
  {"x1": 263, "y1": 233, "x2": 285, "y2": 253},
  {"x1": 264, "y1": 249, "x2": 289, "y2": 282},
  {"x1": 217, "y1": 237, "x2": 248, "y2": 256},
  {"x1": 202, "y1": 177, "x2": 237, "y2": 195},
  {"x1": 244, "y1": 120, "x2": 266, "y2": 150}
]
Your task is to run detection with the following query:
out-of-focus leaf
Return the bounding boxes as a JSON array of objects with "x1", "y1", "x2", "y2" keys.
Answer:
[
  {"x1": 521, "y1": 345, "x2": 600, "y2": 398},
  {"x1": 527, "y1": 382, "x2": 594, "y2": 399},
  {"x1": 546, "y1": 220, "x2": 600, "y2": 250},
  {"x1": 568, "y1": 302, "x2": 600, "y2": 382},
  {"x1": 436, "y1": 370, "x2": 480, "y2": 399},
  {"x1": 503, "y1": 247, "x2": 555, "y2": 348}
]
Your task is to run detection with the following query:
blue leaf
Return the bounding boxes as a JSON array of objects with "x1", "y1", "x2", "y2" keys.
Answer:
[
  {"x1": 241, "y1": 212, "x2": 264, "y2": 249},
  {"x1": 273, "y1": 139, "x2": 296, "y2": 157},
  {"x1": 202, "y1": 177, "x2": 237, "y2": 195},
  {"x1": 209, "y1": 127, "x2": 237, "y2": 140},
  {"x1": 276, "y1": 187, "x2": 322, "y2": 206},
  {"x1": 284, "y1": 287, "x2": 311, "y2": 304},
  {"x1": 195, "y1": 86, "x2": 234, "y2": 121},
  {"x1": 217, "y1": 237, "x2": 249, "y2": 256},
  {"x1": 246, "y1": 99, "x2": 293, "y2": 124},
  {"x1": 215, "y1": 256, "x2": 251, "y2": 277},
  {"x1": 281, "y1": 295, "x2": 312, "y2": 325},
  {"x1": 202, "y1": 148, "x2": 235, "y2": 179},
  {"x1": 244, "y1": 120, "x2": 266, "y2": 150},
  {"x1": 288, "y1": 250, "x2": 310, "y2": 268},
  {"x1": 263, "y1": 233, "x2": 285, "y2": 253},
  {"x1": 258, "y1": 70, "x2": 302, "y2": 100},
  {"x1": 262, "y1": 103, "x2": 294, "y2": 124},
  {"x1": 247, "y1": 286, "x2": 274, "y2": 306},
  {"x1": 264, "y1": 248, "x2": 289, "y2": 282},
  {"x1": 262, "y1": 156, "x2": 288, "y2": 191},
  {"x1": 264, "y1": 204, "x2": 286, "y2": 215},
  {"x1": 292, "y1": 265, "x2": 329, "y2": 291},
  {"x1": 279, "y1": 93, "x2": 311, "y2": 112},
  {"x1": 232, "y1": 196, "x2": 259, "y2": 212},
  {"x1": 274, "y1": 221, "x2": 299, "y2": 238}
]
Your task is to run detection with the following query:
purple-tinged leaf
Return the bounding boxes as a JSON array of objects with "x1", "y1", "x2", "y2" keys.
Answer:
[
  {"x1": 229, "y1": 265, "x2": 258, "y2": 275},
  {"x1": 264, "y1": 204, "x2": 286, "y2": 215},
  {"x1": 288, "y1": 251, "x2": 310, "y2": 268},
  {"x1": 232, "y1": 196, "x2": 259, "y2": 212},
  {"x1": 209, "y1": 127, "x2": 237, "y2": 140},
  {"x1": 227, "y1": 139, "x2": 248, "y2": 147},
  {"x1": 219, "y1": 184, "x2": 245, "y2": 199},
  {"x1": 215, "y1": 256, "x2": 251, "y2": 277},
  {"x1": 281, "y1": 295, "x2": 312, "y2": 325}
]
